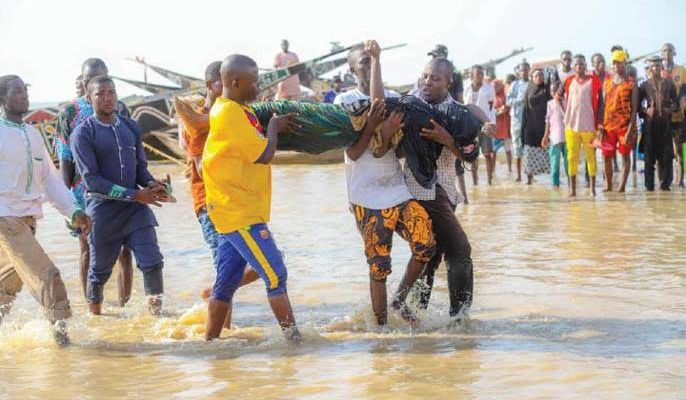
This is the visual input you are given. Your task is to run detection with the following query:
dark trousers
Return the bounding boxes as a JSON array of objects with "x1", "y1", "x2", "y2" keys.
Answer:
[
  {"x1": 643, "y1": 117, "x2": 674, "y2": 190},
  {"x1": 414, "y1": 186, "x2": 473, "y2": 316},
  {"x1": 645, "y1": 153, "x2": 674, "y2": 190}
]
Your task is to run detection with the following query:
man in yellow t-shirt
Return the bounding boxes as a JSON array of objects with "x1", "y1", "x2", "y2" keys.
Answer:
[{"x1": 202, "y1": 54, "x2": 301, "y2": 342}]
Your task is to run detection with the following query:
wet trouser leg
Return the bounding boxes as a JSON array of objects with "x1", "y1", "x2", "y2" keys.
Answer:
[
  {"x1": 0, "y1": 217, "x2": 71, "y2": 323},
  {"x1": 418, "y1": 186, "x2": 473, "y2": 317}
]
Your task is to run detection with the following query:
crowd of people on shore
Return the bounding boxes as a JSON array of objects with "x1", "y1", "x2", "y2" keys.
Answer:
[{"x1": 0, "y1": 38, "x2": 683, "y2": 346}]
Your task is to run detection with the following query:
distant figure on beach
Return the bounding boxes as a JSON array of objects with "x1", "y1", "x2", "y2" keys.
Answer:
[
  {"x1": 639, "y1": 56, "x2": 678, "y2": 191},
  {"x1": 661, "y1": 43, "x2": 686, "y2": 188},
  {"x1": 0, "y1": 74, "x2": 91, "y2": 346},
  {"x1": 323, "y1": 75, "x2": 343, "y2": 104},
  {"x1": 563, "y1": 54, "x2": 603, "y2": 197},
  {"x1": 521, "y1": 68, "x2": 551, "y2": 184},
  {"x1": 600, "y1": 49, "x2": 638, "y2": 193},
  {"x1": 507, "y1": 61, "x2": 531, "y2": 182},
  {"x1": 203, "y1": 54, "x2": 301, "y2": 342},
  {"x1": 542, "y1": 81, "x2": 568, "y2": 188},
  {"x1": 71, "y1": 76, "x2": 168, "y2": 316},
  {"x1": 464, "y1": 64, "x2": 496, "y2": 185},
  {"x1": 273, "y1": 39, "x2": 301, "y2": 100},
  {"x1": 493, "y1": 78, "x2": 512, "y2": 175},
  {"x1": 55, "y1": 58, "x2": 134, "y2": 306}
]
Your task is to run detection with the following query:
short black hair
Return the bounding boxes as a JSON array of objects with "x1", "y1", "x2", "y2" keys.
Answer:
[
  {"x1": 561, "y1": 50, "x2": 572, "y2": 57},
  {"x1": 205, "y1": 61, "x2": 222, "y2": 81},
  {"x1": 471, "y1": 64, "x2": 484, "y2": 72},
  {"x1": 87, "y1": 75, "x2": 115, "y2": 93},
  {"x1": 81, "y1": 58, "x2": 108, "y2": 74},
  {"x1": 573, "y1": 54, "x2": 586, "y2": 63},
  {"x1": 591, "y1": 53, "x2": 604, "y2": 62},
  {"x1": 429, "y1": 57, "x2": 455, "y2": 79},
  {"x1": 610, "y1": 45, "x2": 624, "y2": 52},
  {"x1": 0, "y1": 75, "x2": 22, "y2": 99}
]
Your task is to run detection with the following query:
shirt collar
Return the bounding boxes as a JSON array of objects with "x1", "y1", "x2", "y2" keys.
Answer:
[
  {"x1": 93, "y1": 115, "x2": 120, "y2": 127},
  {"x1": 0, "y1": 117, "x2": 27, "y2": 129}
]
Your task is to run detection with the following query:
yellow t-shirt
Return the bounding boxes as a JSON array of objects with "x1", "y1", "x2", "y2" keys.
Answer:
[{"x1": 203, "y1": 97, "x2": 270, "y2": 234}]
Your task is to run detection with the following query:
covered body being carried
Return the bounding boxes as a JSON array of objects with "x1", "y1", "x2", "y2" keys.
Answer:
[{"x1": 174, "y1": 98, "x2": 482, "y2": 187}]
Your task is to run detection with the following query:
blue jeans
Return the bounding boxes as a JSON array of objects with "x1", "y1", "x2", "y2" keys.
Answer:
[
  {"x1": 197, "y1": 208, "x2": 219, "y2": 270},
  {"x1": 549, "y1": 142, "x2": 568, "y2": 186}
]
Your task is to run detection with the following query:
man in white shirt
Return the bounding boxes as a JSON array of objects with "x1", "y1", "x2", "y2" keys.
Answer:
[
  {"x1": 335, "y1": 41, "x2": 436, "y2": 327},
  {"x1": 0, "y1": 75, "x2": 91, "y2": 346},
  {"x1": 464, "y1": 64, "x2": 496, "y2": 185}
]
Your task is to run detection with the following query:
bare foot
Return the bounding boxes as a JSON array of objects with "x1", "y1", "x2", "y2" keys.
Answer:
[
  {"x1": 392, "y1": 300, "x2": 420, "y2": 328},
  {"x1": 148, "y1": 296, "x2": 163, "y2": 316},
  {"x1": 603, "y1": 187, "x2": 612, "y2": 193},
  {"x1": 567, "y1": 192, "x2": 577, "y2": 198},
  {"x1": 618, "y1": 186, "x2": 626, "y2": 193},
  {"x1": 89, "y1": 303, "x2": 102, "y2": 315}
]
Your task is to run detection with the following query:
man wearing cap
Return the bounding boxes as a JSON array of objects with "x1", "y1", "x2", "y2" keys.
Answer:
[
  {"x1": 639, "y1": 56, "x2": 679, "y2": 191},
  {"x1": 661, "y1": 43, "x2": 686, "y2": 187},
  {"x1": 600, "y1": 50, "x2": 638, "y2": 192}
]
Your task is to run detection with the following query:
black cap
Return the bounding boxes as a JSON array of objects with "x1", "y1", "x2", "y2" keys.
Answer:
[{"x1": 428, "y1": 44, "x2": 448, "y2": 57}]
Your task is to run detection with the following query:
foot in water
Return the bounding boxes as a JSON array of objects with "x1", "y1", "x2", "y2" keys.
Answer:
[
  {"x1": 52, "y1": 319, "x2": 70, "y2": 347},
  {"x1": 148, "y1": 295, "x2": 163, "y2": 316},
  {"x1": 282, "y1": 325, "x2": 303, "y2": 344},
  {"x1": 391, "y1": 299, "x2": 420, "y2": 329}
]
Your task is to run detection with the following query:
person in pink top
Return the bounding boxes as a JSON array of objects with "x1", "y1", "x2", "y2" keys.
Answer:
[
  {"x1": 542, "y1": 81, "x2": 568, "y2": 187},
  {"x1": 273, "y1": 39, "x2": 301, "y2": 100},
  {"x1": 563, "y1": 54, "x2": 603, "y2": 197}
]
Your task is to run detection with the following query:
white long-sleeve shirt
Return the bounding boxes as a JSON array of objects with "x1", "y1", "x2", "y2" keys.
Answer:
[{"x1": 0, "y1": 118, "x2": 78, "y2": 220}]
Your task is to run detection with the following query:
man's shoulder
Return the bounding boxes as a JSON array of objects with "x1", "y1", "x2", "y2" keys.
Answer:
[{"x1": 71, "y1": 116, "x2": 95, "y2": 139}]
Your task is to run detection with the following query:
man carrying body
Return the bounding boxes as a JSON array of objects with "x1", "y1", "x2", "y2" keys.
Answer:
[
  {"x1": 563, "y1": 54, "x2": 603, "y2": 197},
  {"x1": 203, "y1": 54, "x2": 300, "y2": 341},
  {"x1": 71, "y1": 76, "x2": 168, "y2": 315},
  {"x1": 407, "y1": 58, "x2": 492, "y2": 318},
  {"x1": 273, "y1": 39, "x2": 301, "y2": 100},
  {"x1": 640, "y1": 57, "x2": 679, "y2": 191},
  {"x1": 55, "y1": 58, "x2": 133, "y2": 306},
  {"x1": 600, "y1": 50, "x2": 638, "y2": 193},
  {"x1": 507, "y1": 61, "x2": 531, "y2": 182},
  {"x1": 335, "y1": 41, "x2": 436, "y2": 326},
  {"x1": 173, "y1": 61, "x2": 259, "y2": 324},
  {"x1": 464, "y1": 64, "x2": 496, "y2": 185},
  {"x1": 0, "y1": 75, "x2": 91, "y2": 345}
]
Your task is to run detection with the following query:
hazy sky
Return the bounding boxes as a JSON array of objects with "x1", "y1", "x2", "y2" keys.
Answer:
[{"x1": 2, "y1": 0, "x2": 684, "y2": 103}]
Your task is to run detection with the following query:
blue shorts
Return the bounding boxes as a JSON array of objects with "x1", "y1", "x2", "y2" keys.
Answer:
[
  {"x1": 88, "y1": 225, "x2": 163, "y2": 291},
  {"x1": 212, "y1": 223, "x2": 287, "y2": 302},
  {"x1": 197, "y1": 208, "x2": 219, "y2": 269}
]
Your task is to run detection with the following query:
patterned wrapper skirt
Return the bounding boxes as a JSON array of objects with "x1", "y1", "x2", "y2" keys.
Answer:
[{"x1": 524, "y1": 145, "x2": 550, "y2": 175}]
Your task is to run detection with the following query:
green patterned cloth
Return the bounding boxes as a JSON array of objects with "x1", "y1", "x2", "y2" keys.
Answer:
[{"x1": 252, "y1": 101, "x2": 357, "y2": 154}]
